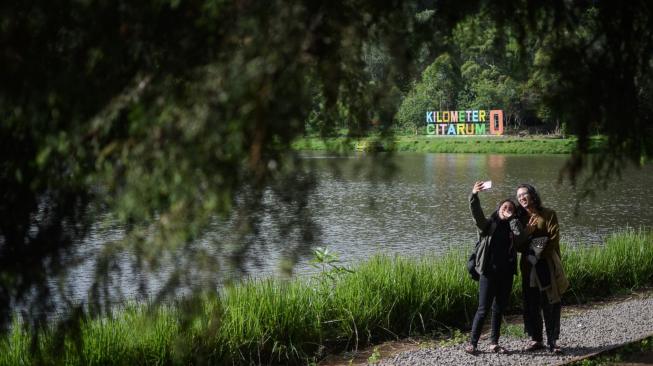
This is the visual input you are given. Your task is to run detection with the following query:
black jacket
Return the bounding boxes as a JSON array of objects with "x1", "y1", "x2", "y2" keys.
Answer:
[{"x1": 469, "y1": 193, "x2": 527, "y2": 276}]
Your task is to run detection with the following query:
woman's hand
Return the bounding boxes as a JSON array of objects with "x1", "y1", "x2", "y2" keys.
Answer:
[
  {"x1": 472, "y1": 181, "x2": 485, "y2": 194},
  {"x1": 526, "y1": 214, "x2": 539, "y2": 234}
]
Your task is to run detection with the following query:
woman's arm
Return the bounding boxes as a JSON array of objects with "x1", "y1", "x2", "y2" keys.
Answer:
[
  {"x1": 540, "y1": 210, "x2": 560, "y2": 257},
  {"x1": 469, "y1": 192, "x2": 489, "y2": 233}
]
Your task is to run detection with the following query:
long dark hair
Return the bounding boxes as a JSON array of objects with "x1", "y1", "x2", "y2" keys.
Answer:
[
  {"x1": 490, "y1": 198, "x2": 517, "y2": 221},
  {"x1": 516, "y1": 183, "x2": 543, "y2": 217}
]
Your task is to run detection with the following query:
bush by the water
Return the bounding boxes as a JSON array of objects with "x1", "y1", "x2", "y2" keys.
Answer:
[{"x1": 2, "y1": 230, "x2": 652, "y2": 365}]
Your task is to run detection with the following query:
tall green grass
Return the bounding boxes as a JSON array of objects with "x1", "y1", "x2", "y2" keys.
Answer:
[
  {"x1": 563, "y1": 230, "x2": 653, "y2": 301},
  {"x1": 1, "y1": 229, "x2": 651, "y2": 365}
]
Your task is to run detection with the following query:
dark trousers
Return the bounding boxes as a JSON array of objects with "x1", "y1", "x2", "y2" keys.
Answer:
[
  {"x1": 470, "y1": 273, "x2": 513, "y2": 346},
  {"x1": 522, "y1": 278, "x2": 562, "y2": 346}
]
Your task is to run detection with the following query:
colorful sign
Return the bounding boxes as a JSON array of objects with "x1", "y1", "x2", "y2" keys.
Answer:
[{"x1": 425, "y1": 109, "x2": 504, "y2": 135}]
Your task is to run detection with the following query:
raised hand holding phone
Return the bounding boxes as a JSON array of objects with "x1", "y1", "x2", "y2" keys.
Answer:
[{"x1": 472, "y1": 181, "x2": 490, "y2": 194}]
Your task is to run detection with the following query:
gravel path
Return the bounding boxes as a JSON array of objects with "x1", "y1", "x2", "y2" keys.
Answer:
[{"x1": 378, "y1": 293, "x2": 653, "y2": 366}]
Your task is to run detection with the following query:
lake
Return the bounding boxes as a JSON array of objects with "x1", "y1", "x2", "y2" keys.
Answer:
[
  {"x1": 214, "y1": 152, "x2": 653, "y2": 276},
  {"x1": 49, "y1": 152, "x2": 653, "y2": 309}
]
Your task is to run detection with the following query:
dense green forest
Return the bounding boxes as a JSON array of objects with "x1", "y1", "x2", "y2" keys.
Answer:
[
  {"x1": 395, "y1": 11, "x2": 556, "y2": 135},
  {"x1": 306, "y1": 7, "x2": 630, "y2": 137},
  {"x1": 1, "y1": 0, "x2": 652, "y2": 345}
]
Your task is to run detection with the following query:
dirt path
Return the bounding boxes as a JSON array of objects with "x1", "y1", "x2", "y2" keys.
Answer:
[{"x1": 320, "y1": 289, "x2": 653, "y2": 366}]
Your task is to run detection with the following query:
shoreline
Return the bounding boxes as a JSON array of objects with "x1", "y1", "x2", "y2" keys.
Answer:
[{"x1": 292, "y1": 135, "x2": 608, "y2": 154}]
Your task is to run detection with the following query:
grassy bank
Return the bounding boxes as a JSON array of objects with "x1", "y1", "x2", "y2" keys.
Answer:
[
  {"x1": 292, "y1": 135, "x2": 608, "y2": 154},
  {"x1": 2, "y1": 230, "x2": 652, "y2": 365}
]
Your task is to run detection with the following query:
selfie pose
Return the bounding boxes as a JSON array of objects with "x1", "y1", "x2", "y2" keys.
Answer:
[
  {"x1": 515, "y1": 183, "x2": 569, "y2": 354},
  {"x1": 465, "y1": 181, "x2": 526, "y2": 355}
]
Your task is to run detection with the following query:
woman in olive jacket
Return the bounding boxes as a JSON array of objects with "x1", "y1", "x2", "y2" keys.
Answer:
[
  {"x1": 465, "y1": 182, "x2": 526, "y2": 354},
  {"x1": 515, "y1": 183, "x2": 568, "y2": 354}
]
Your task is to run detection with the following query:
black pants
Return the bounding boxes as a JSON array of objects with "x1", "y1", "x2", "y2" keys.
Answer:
[
  {"x1": 470, "y1": 273, "x2": 513, "y2": 346},
  {"x1": 522, "y1": 278, "x2": 562, "y2": 347}
]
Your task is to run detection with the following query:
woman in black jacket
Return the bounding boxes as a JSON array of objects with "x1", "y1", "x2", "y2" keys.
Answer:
[{"x1": 465, "y1": 181, "x2": 526, "y2": 355}]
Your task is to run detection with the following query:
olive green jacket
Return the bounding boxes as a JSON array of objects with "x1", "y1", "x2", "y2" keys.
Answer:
[{"x1": 515, "y1": 207, "x2": 569, "y2": 303}]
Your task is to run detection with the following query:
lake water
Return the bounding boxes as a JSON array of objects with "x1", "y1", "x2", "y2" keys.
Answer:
[
  {"x1": 45, "y1": 152, "x2": 653, "y2": 310},
  {"x1": 283, "y1": 153, "x2": 653, "y2": 273}
]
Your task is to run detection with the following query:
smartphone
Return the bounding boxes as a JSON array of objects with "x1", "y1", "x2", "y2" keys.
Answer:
[{"x1": 481, "y1": 180, "x2": 492, "y2": 190}]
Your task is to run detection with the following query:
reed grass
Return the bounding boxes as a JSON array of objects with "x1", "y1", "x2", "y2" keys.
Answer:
[
  {"x1": 563, "y1": 230, "x2": 653, "y2": 301},
  {"x1": 1, "y1": 229, "x2": 651, "y2": 365}
]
